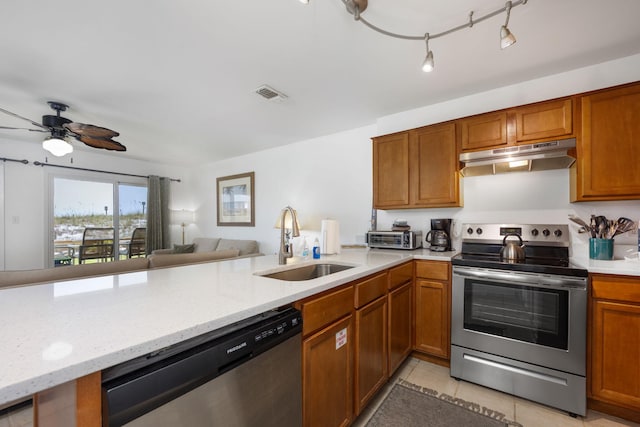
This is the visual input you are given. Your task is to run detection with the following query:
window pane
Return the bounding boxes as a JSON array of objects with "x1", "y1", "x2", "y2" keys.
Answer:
[
  {"x1": 53, "y1": 178, "x2": 114, "y2": 265},
  {"x1": 118, "y1": 184, "x2": 148, "y2": 241}
]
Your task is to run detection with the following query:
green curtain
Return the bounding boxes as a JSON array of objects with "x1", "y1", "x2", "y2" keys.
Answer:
[{"x1": 146, "y1": 175, "x2": 170, "y2": 253}]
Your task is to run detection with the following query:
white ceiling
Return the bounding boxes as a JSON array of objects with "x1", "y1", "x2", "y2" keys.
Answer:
[{"x1": 1, "y1": 0, "x2": 639, "y2": 166}]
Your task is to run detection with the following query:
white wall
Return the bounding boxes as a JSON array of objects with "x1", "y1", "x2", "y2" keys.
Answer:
[
  {"x1": 3, "y1": 53, "x2": 640, "y2": 268},
  {"x1": 191, "y1": 53, "x2": 640, "y2": 257},
  {"x1": 190, "y1": 125, "x2": 375, "y2": 255}
]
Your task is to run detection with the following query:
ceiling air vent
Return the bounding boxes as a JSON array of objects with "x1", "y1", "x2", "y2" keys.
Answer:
[{"x1": 255, "y1": 85, "x2": 288, "y2": 101}]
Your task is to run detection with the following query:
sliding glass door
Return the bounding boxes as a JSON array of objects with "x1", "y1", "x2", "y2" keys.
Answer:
[{"x1": 51, "y1": 176, "x2": 147, "y2": 267}]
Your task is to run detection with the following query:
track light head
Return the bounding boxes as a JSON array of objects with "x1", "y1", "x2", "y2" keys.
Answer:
[
  {"x1": 500, "y1": 26, "x2": 516, "y2": 49},
  {"x1": 500, "y1": 1, "x2": 517, "y2": 49},
  {"x1": 422, "y1": 33, "x2": 434, "y2": 72}
]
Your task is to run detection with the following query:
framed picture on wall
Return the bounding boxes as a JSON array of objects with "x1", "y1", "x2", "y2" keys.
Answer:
[{"x1": 216, "y1": 172, "x2": 255, "y2": 226}]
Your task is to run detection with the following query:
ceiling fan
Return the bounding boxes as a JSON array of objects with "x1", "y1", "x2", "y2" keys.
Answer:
[{"x1": 0, "y1": 101, "x2": 126, "y2": 156}]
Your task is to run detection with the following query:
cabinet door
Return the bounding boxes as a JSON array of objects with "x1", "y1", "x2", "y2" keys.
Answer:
[
  {"x1": 515, "y1": 98, "x2": 573, "y2": 142},
  {"x1": 355, "y1": 296, "x2": 388, "y2": 415},
  {"x1": 388, "y1": 281, "x2": 412, "y2": 375},
  {"x1": 303, "y1": 315, "x2": 354, "y2": 427},
  {"x1": 575, "y1": 83, "x2": 640, "y2": 200},
  {"x1": 372, "y1": 132, "x2": 410, "y2": 209},
  {"x1": 410, "y1": 123, "x2": 461, "y2": 207},
  {"x1": 591, "y1": 299, "x2": 640, "y2": 410},
  {"x1": 459, "y1": 112, "x2": 508, "y2": 151},
  {"x1": 415, "y1": 278, "x2": 450, "y2": 358}
]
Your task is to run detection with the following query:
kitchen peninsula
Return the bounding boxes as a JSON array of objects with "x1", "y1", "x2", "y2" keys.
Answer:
[
  {"x1": 3, "y1": 248, "x2": 640, "y2": 425},
  {"x1": 0, "y1": 250, "x2": 429, "y2": 406}
]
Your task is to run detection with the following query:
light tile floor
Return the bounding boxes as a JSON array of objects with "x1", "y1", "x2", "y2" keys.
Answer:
[{"x1": 354, "y1": 357, "x2": 640, "y2": 427}]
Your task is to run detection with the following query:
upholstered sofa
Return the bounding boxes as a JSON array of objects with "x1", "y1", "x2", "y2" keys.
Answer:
[
  {"x1": 151, "y1": 237, "x2": 259, "y2": 257},
  {"x1": 0, "y1": 237, "x2": 261, "y2": 289}
]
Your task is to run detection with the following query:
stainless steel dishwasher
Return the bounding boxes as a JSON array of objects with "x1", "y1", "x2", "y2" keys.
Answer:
[{"x1": 102, "y1": 306, "x2": 302, "y2": 427}]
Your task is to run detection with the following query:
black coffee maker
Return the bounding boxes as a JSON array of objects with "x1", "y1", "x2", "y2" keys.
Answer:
[{"x1": 426, "y1": 218, "x2": 452, "y2": 252}]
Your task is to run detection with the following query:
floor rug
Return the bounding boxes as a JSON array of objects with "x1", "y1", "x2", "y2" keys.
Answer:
[{"x1": 366, "y1": 379, "x2": 522, "y2": 427}]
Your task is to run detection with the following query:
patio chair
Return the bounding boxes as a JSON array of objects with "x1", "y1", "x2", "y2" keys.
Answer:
[
  {"x1": 78, "y1": 227, "x2": 115, "y2": 264},
  {"x1": 127, "y1": 227, "x2": 147, "y2": 258}
]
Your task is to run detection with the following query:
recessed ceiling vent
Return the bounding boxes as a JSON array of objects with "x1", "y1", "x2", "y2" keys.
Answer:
[{"x1": 255, "y1": 85, "x2": 288, "y2": 101}]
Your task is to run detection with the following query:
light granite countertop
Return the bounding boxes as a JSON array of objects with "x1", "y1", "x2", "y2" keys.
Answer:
[
  {"x1": 2, "y1": 246, "x2": 636, "y2": 406},
  {"x1": 1, "y1": 248, "x2": 452, "y2": 406}
]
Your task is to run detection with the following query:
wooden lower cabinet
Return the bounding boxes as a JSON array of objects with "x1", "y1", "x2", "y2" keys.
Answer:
[
  {"x1": 354, "y1": 296, "x2": 388, "y2": 415},
  {"x1": 388, "y1": 281, "x2": 412, "y2": 375},
  {"x1": 589, "y1": 274, "x2": 640, "y2": 423},
  {"x1": 302, "y1": 315, "x2": 354, "y2": 427},
  {"x1": 414, "y1": 260, "x2": 451, "y2": 360}
]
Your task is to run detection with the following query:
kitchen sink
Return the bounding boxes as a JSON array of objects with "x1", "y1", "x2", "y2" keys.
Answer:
[{"x1": 256, "y1": 263, "x2": 355, "y2": 281}]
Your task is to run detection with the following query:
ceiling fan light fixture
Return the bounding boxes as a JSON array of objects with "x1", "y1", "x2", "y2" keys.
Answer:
[{"x1": 42, "y1": 136, "x2": 73, "y2": 157}]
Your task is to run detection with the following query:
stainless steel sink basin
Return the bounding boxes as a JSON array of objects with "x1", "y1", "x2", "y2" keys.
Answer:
[{"x1": 257, "y1": 263, "x2": 355, "y2": 281}]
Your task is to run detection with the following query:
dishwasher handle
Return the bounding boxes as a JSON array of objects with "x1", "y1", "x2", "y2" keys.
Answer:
[{"x1": 102, "y1": 307, "x2": 302, "y2": 427}]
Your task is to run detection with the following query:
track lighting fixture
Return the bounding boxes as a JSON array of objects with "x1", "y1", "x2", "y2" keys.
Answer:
[
  {"x1": 500, "y1": 1, "x2": 517, "y2": 49},
  {"x1": 299, "y1": 0, "x2": 527, "y2": 72},
  {"x1": 421, "y1": 33, "x2": 434, "y2": 73}
]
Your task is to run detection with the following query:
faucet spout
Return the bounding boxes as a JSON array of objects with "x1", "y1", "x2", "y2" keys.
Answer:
[{"x1": 278, "y1": 206, "x2": 300, "y2": 265}]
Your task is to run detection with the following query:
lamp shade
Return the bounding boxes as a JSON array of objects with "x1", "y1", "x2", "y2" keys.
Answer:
[
  {"x1": 171, "y1": 209, "x2": 195, "y2": 225},
  {"x1": 43, "y1": 137, "x2": 73, "y2": 157},
  {"x1": 274, "y1": 209, "x2": 301, "y2": 230}
]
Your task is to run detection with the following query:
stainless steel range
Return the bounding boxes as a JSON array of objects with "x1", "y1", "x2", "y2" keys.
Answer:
[{"x1": 450, "y1": 223, "x2": 588, "y2": 417}]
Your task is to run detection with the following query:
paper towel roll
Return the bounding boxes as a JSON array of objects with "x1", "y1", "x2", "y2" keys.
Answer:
[{"x1": 321, "y1": 219, "x2": 340, "y2": 255}]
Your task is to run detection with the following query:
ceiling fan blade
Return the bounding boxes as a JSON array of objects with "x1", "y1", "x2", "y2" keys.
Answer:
[
  {"x1": 0, "y1": 125, "x2": 48, "y2": 132},
  {"x1": 0, "y1": 106, "x2": 49, "y2": 130},
  {"x1": 64, "y1": 122, "x2": 119, "y2": 139},
  {"x1": 77, "y1": 135, "x2": 127, "y2": 152}
]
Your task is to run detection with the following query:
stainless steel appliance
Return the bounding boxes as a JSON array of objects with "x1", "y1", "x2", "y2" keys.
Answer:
[
  {"x1": 450, "y1": 223, "x2": 588, "y2": 417},
  {"x1": 425, "y1": 218, "x2": 452, "y2": 252},
  {"x1": 459, "y1": 138, "x2": 576, "y2": 177},
  {"x1": 102, "y1": 306, "x2": 302, "y2": 427},
  {"x1": 367, "y1": 230, "x2": 422, "y2": 250}
]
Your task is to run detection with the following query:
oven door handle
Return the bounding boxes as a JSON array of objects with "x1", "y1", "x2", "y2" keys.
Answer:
[{"x1": 453, "y1": 267, "x2": 587, "y2": 289}]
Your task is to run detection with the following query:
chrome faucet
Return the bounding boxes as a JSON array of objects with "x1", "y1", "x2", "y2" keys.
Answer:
[{"x1": 278, "y1": 206, "x2": 300, "y2": 265}]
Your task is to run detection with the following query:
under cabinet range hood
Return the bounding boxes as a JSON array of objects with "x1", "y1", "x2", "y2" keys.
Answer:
[{"x1": 459, "y1": 138, "x2": 576, "y2": 177}]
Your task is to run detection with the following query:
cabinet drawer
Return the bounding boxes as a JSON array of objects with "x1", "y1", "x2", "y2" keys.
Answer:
[
  {"x1": 389, "y1": 262, "x2": 413, "y2": 290},
  {"x1": 301, "y1": 285, "x2": 354, "y2": 336},
  {"x1": 592, "y1": 274, "x2": 640, "y2": 304},
  {"x1": 415, "y1": 260, "x2": 449, "y2": 281},
  {"x1": 355, "y1": 272, "x2": 388, "y2": 308}
]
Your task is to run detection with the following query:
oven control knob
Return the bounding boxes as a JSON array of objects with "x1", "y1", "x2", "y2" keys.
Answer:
[
  {"x1": 542, "y1": 229, "x2": 550, "y2": 237},
  {"x1": 467, "y1": 227, "x2": 474, "y2": 235},
  {"x1": 554, "y1": 229, "x2": 562, "y2": 237},
  {"x1": 531, "y1": 228, "x2": 539, "y2": 236},
  {"x1": 476, "y1": 228, "x2": 483, "y2": 235}
]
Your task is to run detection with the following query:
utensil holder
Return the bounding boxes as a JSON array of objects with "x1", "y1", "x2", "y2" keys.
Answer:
[{"x1": 589, "y1": 238, "x2": 614, "y2": 260}]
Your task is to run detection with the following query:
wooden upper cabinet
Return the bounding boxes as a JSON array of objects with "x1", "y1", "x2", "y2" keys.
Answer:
[
  {"x1": 372, "y1": 124, "x2": 460, "y2": 209},
  {"x1": 410, "y1": 123, "x2": 461, "y2": 207},
  {"x1": 572, "y1": 82, "x2": 640, "y2": 201},
  {"x1": 459, "y1": 112, "x2": 508, "y2": 151},
  {"x1": 514, "y1": 98, "x2": 573, "y2": 143},
  {"x1": 372, "y1": 132, "x2": 410, "y2": 208}
]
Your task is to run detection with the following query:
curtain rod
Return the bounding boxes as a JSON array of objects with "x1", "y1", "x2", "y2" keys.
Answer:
[
  {"x1": 1, "y1": 157, "x2": 29, "y2": 164},
  {"x1": 32, "y1": 161, "x2": 181, "y2": 182}
]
